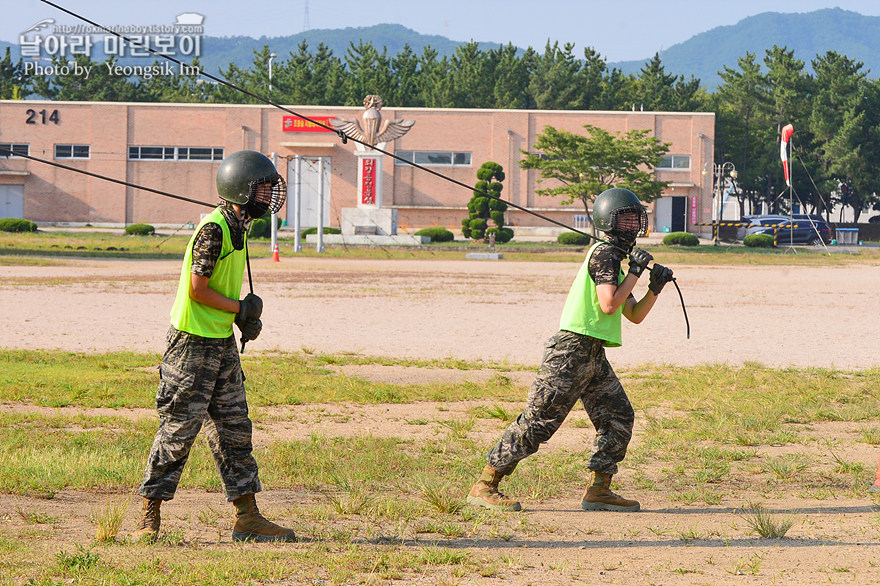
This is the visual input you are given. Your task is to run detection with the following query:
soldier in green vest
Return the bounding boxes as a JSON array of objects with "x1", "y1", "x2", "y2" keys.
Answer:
[
  {"x1": 468, "y1": 188, "x2": 674, "y2": 513},
  {"x1": 132, "y1": 150, "x2": 296, "y2": 543}
]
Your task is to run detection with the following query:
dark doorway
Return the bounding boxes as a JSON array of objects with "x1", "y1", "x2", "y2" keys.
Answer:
[{"x1": 671, "y1": 197, "x2": 686, "y2": 232}]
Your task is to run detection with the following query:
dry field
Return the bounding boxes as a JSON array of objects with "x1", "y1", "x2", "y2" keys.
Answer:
[{"x1": 3, "y1": 253, "x2": 880, "y2": 584}]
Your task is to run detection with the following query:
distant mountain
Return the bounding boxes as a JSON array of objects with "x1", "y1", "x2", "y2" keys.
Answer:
[
  {"x1": 610, "y1": 8, "x2": 880, "y2": 88},
  {"x1": 197, "y1": 23, "x2": 505, "y2": 75}
]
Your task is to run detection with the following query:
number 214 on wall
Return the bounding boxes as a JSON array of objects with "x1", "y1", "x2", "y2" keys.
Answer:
[{"x1": 26, "y1": 109, "x2": 60, "y2": 124}]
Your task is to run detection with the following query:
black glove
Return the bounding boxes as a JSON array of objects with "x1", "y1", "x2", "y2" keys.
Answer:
[
  {"x1": 237, "y1": 318, "x2": 262, "y2": 342},
  {"x1": 235, "y1": 293, "x2": 263, "y2": 329},
  {"x1": 648, "y1": 264, "x2": 674, "y2": 295},
  {"x1": 627, "y1": 248, "x2": 653, "y2": 277}
]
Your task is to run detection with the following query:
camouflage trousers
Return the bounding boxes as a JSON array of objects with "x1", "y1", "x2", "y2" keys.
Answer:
[
  {"x1": 487, "y1": 330, "x2": 634, "y2": 476},
  {"x1": 138, "y1": 327, "x2": 262, "y2": 502}
]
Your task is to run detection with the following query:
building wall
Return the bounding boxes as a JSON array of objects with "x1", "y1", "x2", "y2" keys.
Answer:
[{"x1": 0, "y1": 100, "x2": 715, "y2": 234}]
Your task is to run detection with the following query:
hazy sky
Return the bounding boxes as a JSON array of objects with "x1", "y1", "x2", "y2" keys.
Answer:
[{"x1": 8, "y1": 0, "x2": 880, "y2": 61}]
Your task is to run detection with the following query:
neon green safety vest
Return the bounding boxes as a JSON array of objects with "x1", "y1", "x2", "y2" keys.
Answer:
[
  {"x1": 169, "y1": 208, "x2": 246, "y2": 338},
  {"x1": 558, "y1": 242, "x2": 625, "y2": 347}
]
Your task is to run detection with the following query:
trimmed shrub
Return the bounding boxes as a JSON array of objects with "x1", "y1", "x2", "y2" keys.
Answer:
[
  {"x1": 557, "y1": 231, "x2": 590, "y2": 245},
  {"x1": 662, "y1": 231, "x2": 699, "y2": 246},
  {"x1": 124, "y1": 223, "x2": 155, "y2": 236},
  {"x1": 485, "y1": 227, "x2": 514, "y2": 243},
  {"x1": 744, "y1": 233, "x2": 775, "y2": 248},
  {"x1": 248, "y1": 218, "x2": 269, "y2": 239},
  {"x1": 488, "y1": 197, "x2": 507, "y2": 211},
  {"x1": 472, "y1": 197, "x2": 489, "y2": 216},
  {"x1": 469, "y1": 218, "x2": 488, "y2": 231},
  {"x1": 0, "y1": 218, "x2": 37, "y2": 232},
  {"x1": 463, "y1": 161, "x2": 513, "y2": 242},
  {"x1": 300, "y1": 226, "x2": 341, "y2": 239},
  {"x1": 414, "y1": 226, "x2": 454, "y2": 242}
]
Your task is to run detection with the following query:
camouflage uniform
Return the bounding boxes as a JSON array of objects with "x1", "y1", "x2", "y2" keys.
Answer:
[
  {"x1": 486, "y1": 243, "x2": 635, "y2": 476},
  {"x1": 138, "y1": 205, "x2": 260, "y2": 502}
]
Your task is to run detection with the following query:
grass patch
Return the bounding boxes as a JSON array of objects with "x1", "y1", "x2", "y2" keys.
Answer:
[
  {"x1": 0, "y1": 349, "x2": 528, "y2": 409},
  {"x1": 90, "y1": 496, "x2": 130, "y2": 542},
  {"x1": 737, "y1": 501, "x2": 797, "y2": 538},
  {"x1": 471, "y1": 403, "x2": 516, "y2": 422},
  {"x1": 4, "y1": 229, "x2": 880, "y2": 265},
  {"x1": 5, "y1": 349, "x2": 880, "y2": 583}
]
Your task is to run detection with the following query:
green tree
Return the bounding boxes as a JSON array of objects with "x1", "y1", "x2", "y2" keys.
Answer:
[
  {"x1": 343, "y1": 41, "x2": 393, "y2": 106},
  {"x1": 273, "y1": 41, "x2": 313, "y2": 104},
  {"x1": 448, "y1": 42, "x2": 494, "y2": 108},
  {"x1": 575, "y1": 47, "x2": 608, "y2": 110},
  {"x1": 136, "y1": 57, "x2": 212, "y2": 102},
  {"x1": 462, "y1": 162, "x2": 512, "y2": 242},
  {"x1": 213, "y1": 47, "x2": 274, "y2": 104},
  {"x1": 760, "y1": 46, "x2": 819, "y2": 215},
  {"x1": 519, "y1": 124, "x2": 670, "y2": 228},
  {"x1": 632, "y1": 53, "x2": 675, "y2": 111},
  {"x1": 596, "y1": 67, "x2": 636, "y2": 111},
  {"x1": 311, "y1": 43, "x2": 346, "y2": 105},
  {"x1": 631, "y1": 53, "x2": 705, "y2": 112},
  {"x1": 852, "y1": 79, "x2": 880, "y2": 220},
  {"x1": 388, "y1": 44, "x2": 421, "y2": 107},
  {"x1": 492, "y1": 44, "x2": 532, "y2": 109},
  {"x1": 529, "y1": 41, "x2": 581, "y2": 110},
  {"x1": 418, "y1": 47, "x2": 454, "y2": 108},
  {"x1": 809, "y1": 51, "x2": 871, "y2": 219},
  {"x1": 714, "y1": 52, "x2": 768, "y2": 216},
  {"x1": 30, "y1": 55, "x2": 141, "y2": 101},
  {"x1": 0, "y1": 48, "x2": 27, "y2": 99}
]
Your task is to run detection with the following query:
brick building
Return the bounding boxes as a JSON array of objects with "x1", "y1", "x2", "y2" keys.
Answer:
[{"x1": 0, "y1": 100, "x2": 715, "y2": 235}]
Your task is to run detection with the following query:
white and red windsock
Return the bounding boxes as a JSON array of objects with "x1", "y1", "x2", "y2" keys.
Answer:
[{"x1": 780, "y1": 124, "x2": 794, "y2": 186}]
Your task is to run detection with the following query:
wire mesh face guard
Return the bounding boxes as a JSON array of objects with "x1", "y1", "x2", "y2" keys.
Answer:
[
  {"x1": 245, "y1": 175, "x2": 287, "y2": 218},
  {"x1": 610, "y1": 205, "x2": 648, "y2": 240}
]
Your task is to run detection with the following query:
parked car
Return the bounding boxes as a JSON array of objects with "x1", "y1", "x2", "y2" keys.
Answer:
[
  {"x1": 792, "y1": 213, "x2": 828, "y2": 223},
  {"x1": 741, "y1": 215, "x2": 789, "y2": 239},
  {"x1": 749, "y1": 217, "x2": 831, "y2": 245}
]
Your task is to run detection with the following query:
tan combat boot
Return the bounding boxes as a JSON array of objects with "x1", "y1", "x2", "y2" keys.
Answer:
[
  {"x1": 581, "y1": 471, "x2": 640, "y2": 512},
  {"x1": 131, "y1": 497, "x2": 162, "y2": 543},
  {"x1": 231, "y1": 494, "x2": 296, "y2": 543},
  {"x1": 466, "y1": 465, "x2": 522, "y2": 511}
]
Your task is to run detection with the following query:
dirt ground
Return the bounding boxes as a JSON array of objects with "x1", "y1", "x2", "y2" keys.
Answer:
[
  {"x1": 3, "y1": 254, "x2": 880, "y2": 584},
  {"x1": 2, "y1": 255, "x2": 879, "y2": 369}
]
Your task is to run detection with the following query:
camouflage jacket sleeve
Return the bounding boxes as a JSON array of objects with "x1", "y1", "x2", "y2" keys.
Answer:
[
  {"x1": 191, "y1": 223, "x2": 223, "y2": 278},
  {"x1": 588, "y1": 243, "x2": 624, "y2": 286}
]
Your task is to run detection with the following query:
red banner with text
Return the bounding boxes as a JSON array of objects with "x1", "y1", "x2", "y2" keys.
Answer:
[
  {"x1": 361, "y1": 158, "x2": 376, "y2": 205},
  {"x1": 282, "y1": 116, "x2": 335, "y2": 132}
]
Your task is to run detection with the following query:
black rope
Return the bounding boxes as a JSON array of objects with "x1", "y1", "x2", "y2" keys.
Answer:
[
  {"x1": 0, "y1": 146, "x2": 214, "y2": 208},
  {"x1": 30, "y1": 0, "x2": 692, "y2": 338},
  {"x1": 240, "y1": 245, "x2": 254, "y2": 353},
  {"x1": 671, "y1": 279, "x2": 690, "y2": 339},
  {"x1": 37, "y1": 0, "x2": 600, "y2": 243}
]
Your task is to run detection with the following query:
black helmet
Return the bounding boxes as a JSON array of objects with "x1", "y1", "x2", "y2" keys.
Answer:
[
  {"x1": 592, "y1": 188, "x2": 648, "y2": 242},
  {"x1": 216, "y1": 150, "x2": 287, "y2": 217}
]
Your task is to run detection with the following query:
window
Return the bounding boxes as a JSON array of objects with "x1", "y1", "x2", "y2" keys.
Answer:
[
  {"x1": 178, "y1": 147, "x2": 223, "y2": 161},
  {"x1": 128, "y1": 146, "x2": 224, "y2": 161},
  {"x1": 395, "y1": 150, "x2": 471, "y2": 167},
  {"x1": 656, "y1": 155, "x2": 690, "y2": 170},
  {"x1": 129, "y1": 146, "x2": 175, "y2": 160},
  {"x1": 0, "y1": 143, "x2": 29, "y2": 158},
  {"x1": 55, "y1": 144, "x2": 90, "y2": 159}
]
